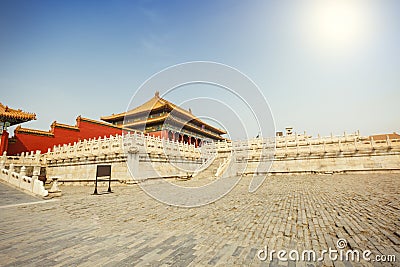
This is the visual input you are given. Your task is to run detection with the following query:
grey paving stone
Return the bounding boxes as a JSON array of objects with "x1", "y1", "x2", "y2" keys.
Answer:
[
  {"x1": 0, "y1": 174, "x2": 399, "y2": 266},
  {"x1": 0, "y1": 182, "x2": 40, "y2": 206}
]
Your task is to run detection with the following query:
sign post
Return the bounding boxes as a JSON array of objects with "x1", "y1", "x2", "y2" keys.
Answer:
[{"x1": 93, "y1": 165, "x2": 112, "y2": 195}]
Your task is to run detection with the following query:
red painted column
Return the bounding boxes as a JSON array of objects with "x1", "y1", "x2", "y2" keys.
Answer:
[{"x1": 0, "y1": 131, "x2": 9, "y2": 155}]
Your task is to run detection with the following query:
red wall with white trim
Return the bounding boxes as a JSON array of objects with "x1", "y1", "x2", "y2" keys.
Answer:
[{"x1": 7, "y1": 117, "x2": 123, "y2": 155}]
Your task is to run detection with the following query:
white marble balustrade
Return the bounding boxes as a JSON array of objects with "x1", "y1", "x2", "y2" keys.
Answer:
[{"x1": 0, "y1": 165, "x2": 48, "y2": 197}]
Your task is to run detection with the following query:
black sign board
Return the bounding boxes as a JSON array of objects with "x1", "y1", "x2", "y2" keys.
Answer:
[
  {"x1": 93, "y1": 165, "x2": 112, "y2": 195},
  {"x1": 97, "y1": 165, "x2": 111, "y2": 177}
]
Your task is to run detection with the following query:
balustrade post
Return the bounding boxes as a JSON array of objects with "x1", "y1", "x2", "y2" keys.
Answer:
[
  {"x1": 0, "y1": 151, "x2": 6, "y2": 170},
  {"x1": 33, "y1": 165, "x2": 41, "y2": 179},
  {"x1": 20, "y1": 166, "x2": 26, "y2": 176},
  {"x1": 35, "y1": 150, "x2": 41, "y2": 164},
  {"x1": 386, "y1": 135, "x2": 391, "y2": 150},
  {"x1": 19, "y1": 166, "x2": 26, "y2": 187},
  {"x1": 32, "y1": 170, "x2": 39, "y2": 191},
  {"x1": 354, "y1": 136, "x2": 358, "y2": 152},
  {"x1": 21, "y1": 152, "x2": 25, "y2": 164},
  {"x1": 7, "y1": 163, "x2": 14, "y2": 182}
]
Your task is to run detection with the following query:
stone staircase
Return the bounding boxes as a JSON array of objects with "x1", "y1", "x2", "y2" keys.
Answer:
[{"x1": 193, "y1": 154, "x2": 228, "y2": 180}]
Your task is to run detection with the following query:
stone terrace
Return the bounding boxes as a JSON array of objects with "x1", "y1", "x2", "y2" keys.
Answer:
[{"x1": 0, "y1": 174, "x2": 399, "y2": 266}]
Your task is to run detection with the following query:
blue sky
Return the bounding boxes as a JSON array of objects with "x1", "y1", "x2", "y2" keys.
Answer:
[{"x1": 1, "y1": 0, "x2": 399, "y2": 138}]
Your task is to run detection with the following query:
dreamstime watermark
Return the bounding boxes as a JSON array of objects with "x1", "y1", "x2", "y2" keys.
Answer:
[
  {"x1": 123, "y1": 61, "x2": 275, "y2": 207},
  {"x1": 257, "y1": 238, "x2": 397, "y2": 263}
]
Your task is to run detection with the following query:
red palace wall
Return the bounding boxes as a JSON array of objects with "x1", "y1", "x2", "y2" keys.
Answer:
[
  {"x1": 148, "y1": 131, "x2": 163, "y2": 139},
  {"x1": 7, "y1": 116, "x2": 123, "y2": 155},
  {"x1": 0, "y1": 131, "x2": 9, "y2": 155}
]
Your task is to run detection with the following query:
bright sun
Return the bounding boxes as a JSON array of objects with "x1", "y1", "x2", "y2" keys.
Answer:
[{"x1": 301, "y1": 0, "x2": 372, "y2": 55}]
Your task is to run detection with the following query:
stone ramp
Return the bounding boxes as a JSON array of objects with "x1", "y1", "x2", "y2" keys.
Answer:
[{"x1": 0, "y1": 181, "x2": 41, "y2": 207}]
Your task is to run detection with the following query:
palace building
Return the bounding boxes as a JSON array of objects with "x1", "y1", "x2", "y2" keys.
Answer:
[
  {"x1": 101, "y1": 92, "x2": 227, "y2": 146},
  {"x1": 0, "y1": 103, "x2": 37, "y2": 155},
  {"x1": 2, "y1": 93, "x2": 226, "y2": 155}
]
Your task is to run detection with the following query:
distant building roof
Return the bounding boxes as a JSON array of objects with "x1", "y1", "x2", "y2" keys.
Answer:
[{"x1": 369, "y1": 132, "x2": 400, "y2": 141}]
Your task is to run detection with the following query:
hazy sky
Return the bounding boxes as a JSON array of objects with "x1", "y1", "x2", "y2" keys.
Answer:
[{"x1": 1, "y1": 0, "x2": 399, "y2": 138}]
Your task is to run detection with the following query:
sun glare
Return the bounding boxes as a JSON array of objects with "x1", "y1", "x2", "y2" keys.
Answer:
[{"x1": 301, "y1": 0, "x2": 372, "y2": 55}]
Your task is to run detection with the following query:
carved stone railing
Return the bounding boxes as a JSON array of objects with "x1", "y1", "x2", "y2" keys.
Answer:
[
  {"x1": 2, "y1": 132, "x2": 398, "y2": 183},
  {"x1": 273, "y1": 136, "x2": 400, "y2": 158},
  {"x1": 0, "y1": 150, "x2": 43, "y2": 167},
  {"x1": 46, "y1": 132, "x2": 206, "y2": 162},
  {"x1": 215, "y1": 135, "x2": 400, "y2": 160},
  {"x1": 0, "y1": 165, "x2": 48, "y2": 197},
  {"x1": 46, "y1": 134, "x2": 124, "y2": 161}
]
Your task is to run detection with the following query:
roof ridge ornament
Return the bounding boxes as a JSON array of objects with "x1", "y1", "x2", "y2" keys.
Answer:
[{"x1": 155, "y1": 91, "x2": 160, "y2": 98}]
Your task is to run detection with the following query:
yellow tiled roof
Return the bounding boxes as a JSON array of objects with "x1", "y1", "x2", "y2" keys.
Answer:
[
  {"x1": 101, "y1": 92, "x2": 226, "y2": 135},
  {"x1": 15, "y1": 126, "x2": 54, "y2": 136},
  {"x1": 0, "y1": 102, "x2": 36, "y2": 124}
]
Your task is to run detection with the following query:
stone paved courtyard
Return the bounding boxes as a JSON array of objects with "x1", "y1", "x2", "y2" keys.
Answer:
[{"x1": 0, "y1": 174, "x2": 399, "y2": 266}]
